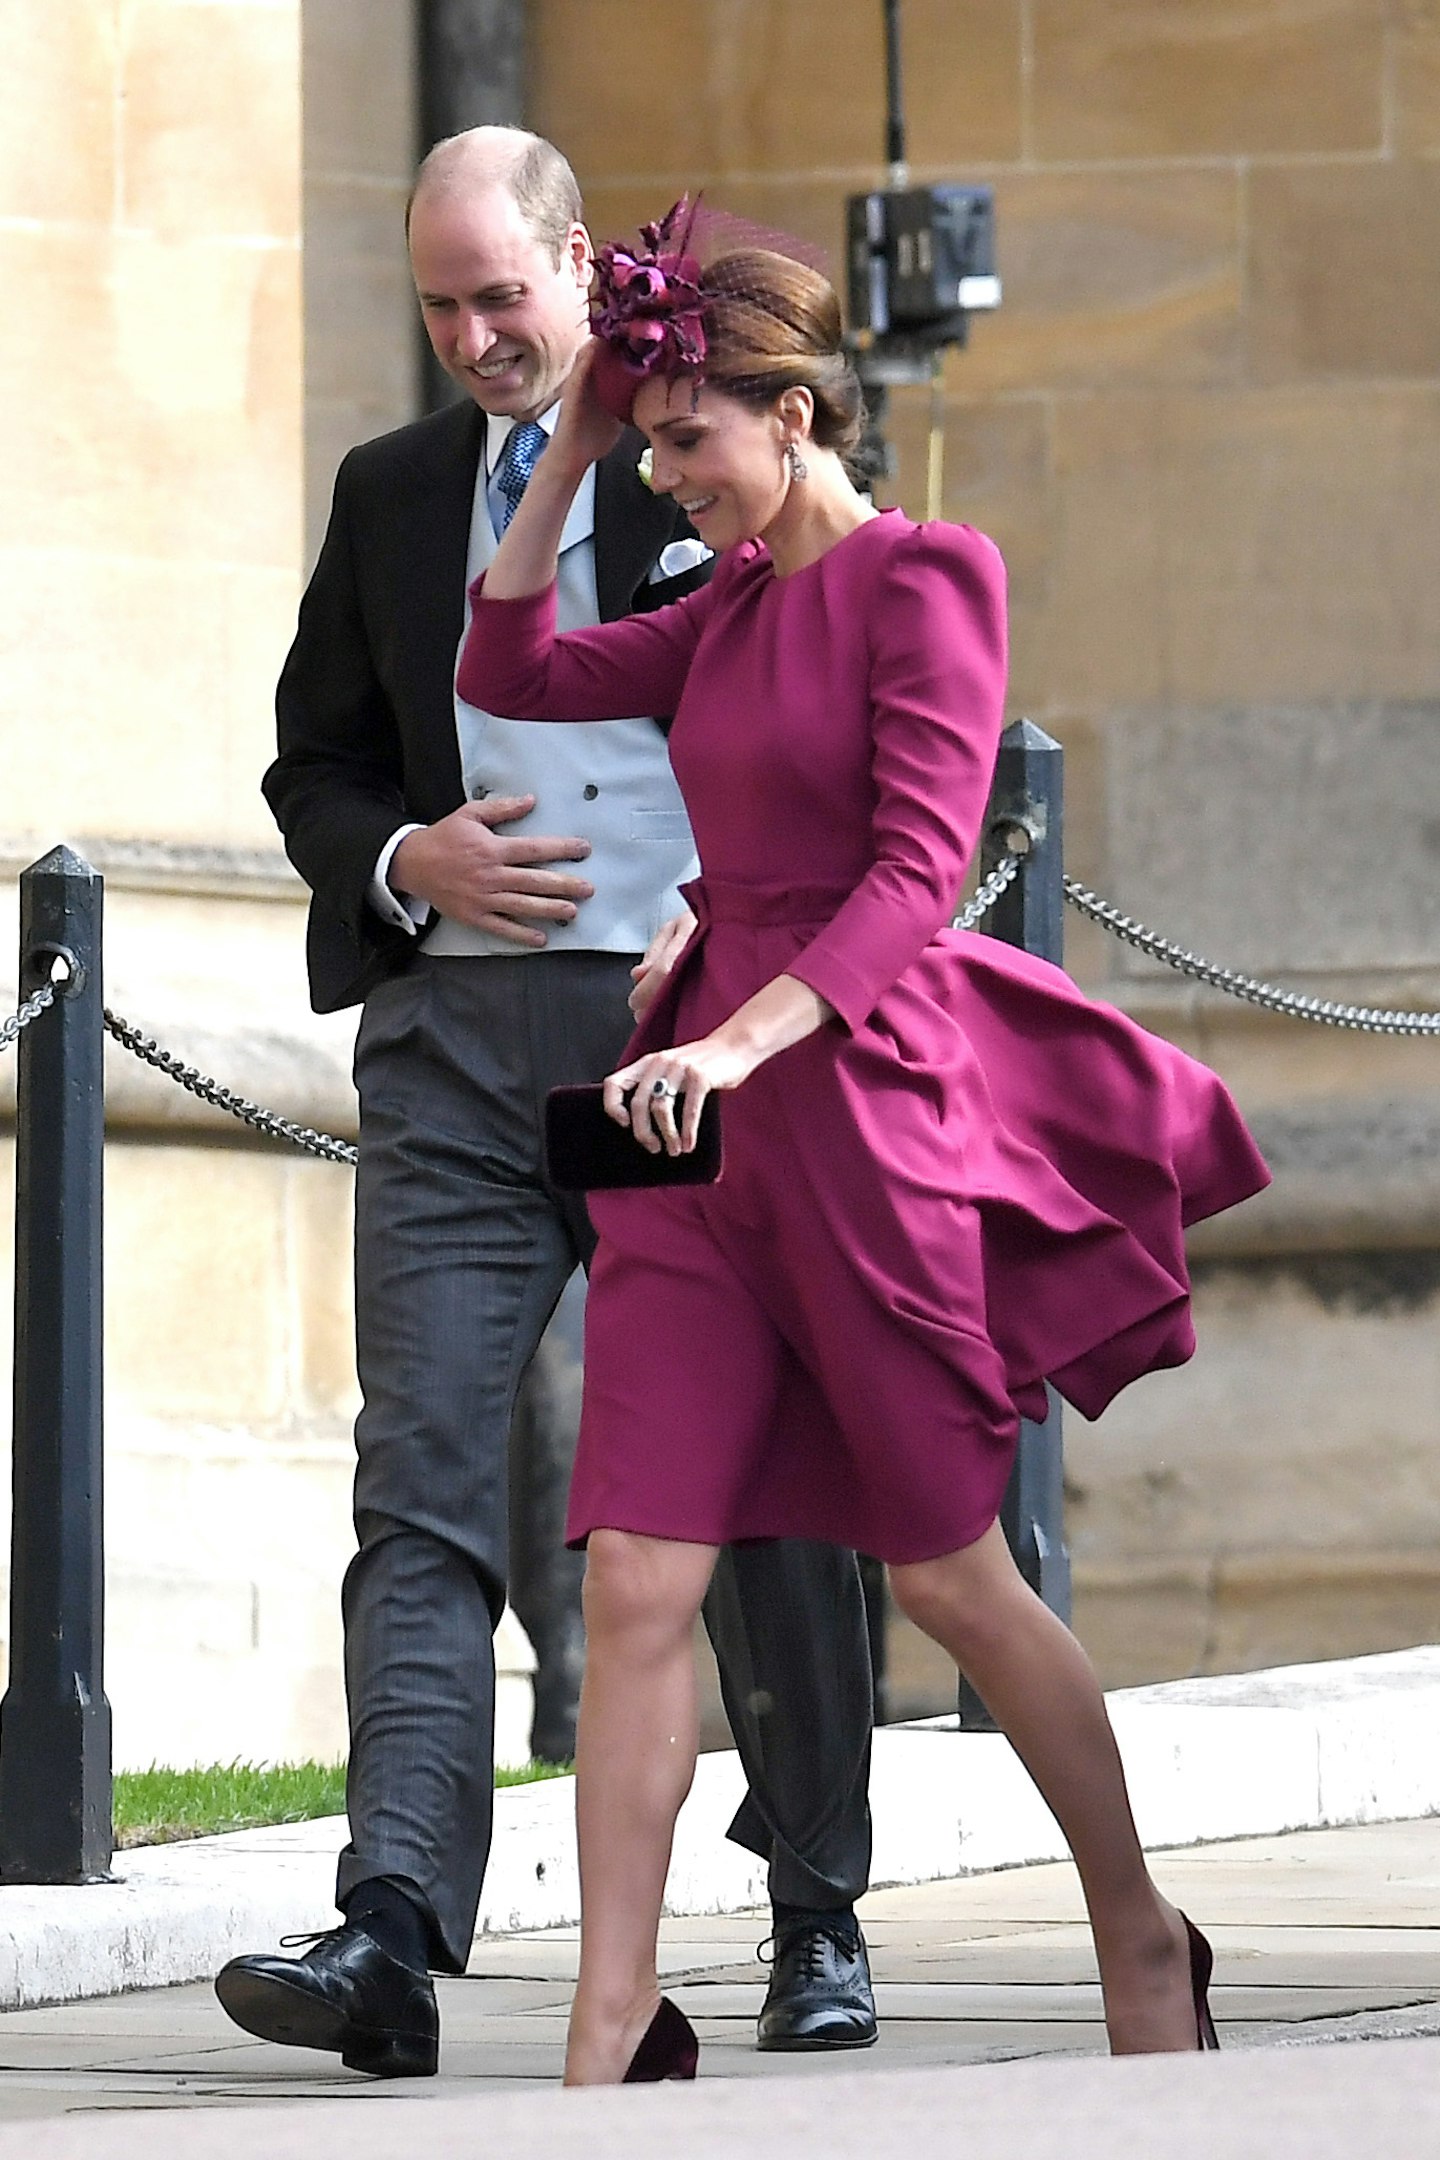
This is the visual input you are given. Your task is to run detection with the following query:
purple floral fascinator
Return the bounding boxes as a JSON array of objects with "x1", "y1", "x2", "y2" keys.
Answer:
[{"x1": 590, "y1": 196, "x2": 708, "y2": 423}]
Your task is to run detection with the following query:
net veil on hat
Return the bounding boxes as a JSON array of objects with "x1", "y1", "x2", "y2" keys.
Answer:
[{"x1": 588, "y1": 195, "x2": 832, "y2": 422}]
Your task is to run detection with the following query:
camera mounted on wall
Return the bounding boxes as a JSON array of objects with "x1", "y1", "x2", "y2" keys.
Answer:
[
  {"x1": 843, "y1": 1, "x2": 1002, "y2": 500},
  {"x1": 846, "y1": 182, "x2": 1000, "y2": 380}
]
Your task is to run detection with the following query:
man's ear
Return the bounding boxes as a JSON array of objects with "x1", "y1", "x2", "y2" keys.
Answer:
[{"x1": 569, "y1": 222, "x2": 595, "y2": 282}]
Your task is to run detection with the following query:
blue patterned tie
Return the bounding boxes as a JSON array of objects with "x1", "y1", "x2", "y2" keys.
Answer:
[{"x1": 495, "y1": 420, "x2": 548, "y2": 530}]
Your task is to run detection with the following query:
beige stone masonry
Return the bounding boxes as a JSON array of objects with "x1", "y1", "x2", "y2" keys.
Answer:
[
  {"x1": 0, "y1": 2, "x2": 117, "y2": 225},
  {"x1": 120, "y1": 0, "x2": 300, "y2": 240},
  {"x1": 1030, "y1": 0, "x2": 1388, "y2": 161},
  {"x1": 1248, "y1": 160, "x2": 1440, "y2": 381},
  {"x1": 1393, "y1": 3, "x2": 1440, "y2": 152},
  {"x1": 300, "y1": 0, "x2": 415, "y2": 561},
  {"x1": 536, "y1": 0, "x2": 1023, "y2": 180},
  {"x1": 0, "y1": 227, "x2": 299, "y2": 569},
  {"x1": 953, "y1": 168, "x2": 1244, "y2": 398},
  {"x1": 1, "y1": 553, "x2": 297, "y2": 844},
  {"x1": 0, "y1": 0, "x2": 303, "y2": 852},
  {"x1": 1044, "y1": 386, "x2": 1440, "y2": 711}
]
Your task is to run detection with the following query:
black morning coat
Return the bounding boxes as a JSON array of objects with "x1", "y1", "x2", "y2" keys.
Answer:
[{"x1": 262, "y1": 397, "x2": 711, "y2": 1014}]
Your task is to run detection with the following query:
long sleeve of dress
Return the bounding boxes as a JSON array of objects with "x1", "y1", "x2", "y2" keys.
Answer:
[
  {"x1": 457, "y1": 571, "x2": 720, "y2": 721},
  {"x1": 786, "y1": 524, "x2": 1009, "y2": 1033}
]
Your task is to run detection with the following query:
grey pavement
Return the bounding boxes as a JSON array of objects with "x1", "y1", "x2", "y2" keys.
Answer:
[
  {"x1": 12, "y1": 1650, "x2": 1440, "y2": 2014},
  {"x1": 0, "y1": 1814, "x2": 1438, "y2": 2153}
]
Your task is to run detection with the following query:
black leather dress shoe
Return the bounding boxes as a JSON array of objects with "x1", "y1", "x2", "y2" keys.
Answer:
[
  {"x1": 756, "y1": 1918, "x2": 879, "y2": 2051},
  {"x1": 214, "y1": 1923, "x2": 439, "y2": 2077}
]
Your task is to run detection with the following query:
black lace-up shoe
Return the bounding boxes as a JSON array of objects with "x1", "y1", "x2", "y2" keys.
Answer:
[
  {"x1": 756, "y1": 1916, "x2": 879, "y2": 2051},
  {"x1": 214, "y1": 1923, "x2": 439, "y2": 2077}
]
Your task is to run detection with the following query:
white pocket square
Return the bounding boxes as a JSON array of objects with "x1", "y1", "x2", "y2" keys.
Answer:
[{"x1": 651, "y1": 537, "x2": 713, "y2": 582}]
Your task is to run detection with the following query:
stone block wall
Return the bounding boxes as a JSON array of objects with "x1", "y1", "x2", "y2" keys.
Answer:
[
  {"x1": 300, "y1": 0, "x2": 417, "y2": 562},
  {"x1": 0, "y1": 0, "x2": 304, "y2": 854},
  {"x1": 0, "y1": 1, "x2": 339, "y2": 1770}
]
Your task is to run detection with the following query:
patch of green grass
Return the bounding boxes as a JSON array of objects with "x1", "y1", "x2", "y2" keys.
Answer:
[{"x1": 113, "y1": 1758, "x2": 572, "y2": 1850}]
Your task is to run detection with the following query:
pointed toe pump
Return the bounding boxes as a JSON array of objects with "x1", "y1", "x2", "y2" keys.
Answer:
[
  {"x1": 1182, "y1": 1915, "x2": 1220, "y2": 2051},
  {"x1": 624, "y1": 1996, "x2": 700, "y2": 2083}
]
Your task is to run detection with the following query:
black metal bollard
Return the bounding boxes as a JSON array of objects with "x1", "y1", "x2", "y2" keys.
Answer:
[
  {"x1": 957, "y1": 721, "x2": 1074, "y2": 1731},
  {"x1": 0, "y1": 847, "x2": 112, "y2": 1882}
]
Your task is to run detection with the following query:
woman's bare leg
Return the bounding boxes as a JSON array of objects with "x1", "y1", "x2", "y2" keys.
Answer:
[
  {"x1": 564, "y1": 1528, "x2": 720, "y2": 2086},
  {"x1": 890, "y1": 1522, "x2": 1197, "y2": 2054}
]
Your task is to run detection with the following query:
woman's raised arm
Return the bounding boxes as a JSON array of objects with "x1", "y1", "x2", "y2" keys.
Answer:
[
  {"x1": 482, "y1": 345, "x2": 620, "y2": 600},
  {"x1": 458, "y1": 342, "x2": 719, "y2": 724}
]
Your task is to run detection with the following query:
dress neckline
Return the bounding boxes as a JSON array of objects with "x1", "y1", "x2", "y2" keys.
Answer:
[{"x1": 753, "y1": 505, "x2": 905, "y2": 584}]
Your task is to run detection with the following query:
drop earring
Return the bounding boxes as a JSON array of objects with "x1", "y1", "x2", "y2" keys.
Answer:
[{"x1": 786, "y1": 441, "x2": 809, "y2": 481}]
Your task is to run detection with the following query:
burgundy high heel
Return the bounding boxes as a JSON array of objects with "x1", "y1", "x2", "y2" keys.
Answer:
[
  {"x1": 1182, "y1": 1915, "x2": 1220, "y2": 2051},
  {"x1": 623, "y1": 1996, "x2": 699, "y2": 2083}
]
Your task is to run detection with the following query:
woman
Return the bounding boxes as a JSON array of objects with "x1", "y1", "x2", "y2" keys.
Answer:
[{"x1": 458, "y1": 210, "x2": 1268, "y2": 2085}]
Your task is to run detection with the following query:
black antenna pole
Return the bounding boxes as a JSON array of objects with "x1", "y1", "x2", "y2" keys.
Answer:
[{"x1": 884, "y1": 0, "x2": 907, "y2": 184}]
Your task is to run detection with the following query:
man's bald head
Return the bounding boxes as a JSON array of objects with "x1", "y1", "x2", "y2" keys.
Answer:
[
  {"x1": 407, "y1": 126, "x2": 583, "y2": 265},
  {"x1": 408, "y1": 127, "x2": 592, "y2": 421}
]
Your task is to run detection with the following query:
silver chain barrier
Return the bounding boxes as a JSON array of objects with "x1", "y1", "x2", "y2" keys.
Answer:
[
  {"x1": 101, "y1": 1010, "x2": 358, "y2": 1165},
  {"x1": 0, "y1": 979, "x2": 57, "y2": 1051},
  {"x1": 1062, "y1": 877, "x2": 1440, "y2": 1037},
  {"x1": 955, "y1": 850, "x2": 1022, "y2": 929}
]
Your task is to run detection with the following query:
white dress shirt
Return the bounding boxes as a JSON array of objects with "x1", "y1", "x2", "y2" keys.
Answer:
[{"x1": 369, "y1": 404, "x2": 707, "y2": 959}]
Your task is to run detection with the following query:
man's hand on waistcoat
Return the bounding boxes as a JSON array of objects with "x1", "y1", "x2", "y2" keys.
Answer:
[{"x1": 391, "y1": 797, "x2": 594, "y2": 947}]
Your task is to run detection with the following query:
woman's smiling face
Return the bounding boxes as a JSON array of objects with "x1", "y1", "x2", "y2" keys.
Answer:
[{"x1": 633, "y1": 376, "x2": 792, "y2": 552}]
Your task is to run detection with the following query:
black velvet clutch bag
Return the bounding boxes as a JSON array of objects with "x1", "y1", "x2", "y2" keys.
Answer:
[{"x1": 544, "y1": 1084, "x2": 723, "y2": 1192}]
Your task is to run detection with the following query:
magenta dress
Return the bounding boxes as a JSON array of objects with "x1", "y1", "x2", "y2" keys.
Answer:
[{"x1": 459, "y1": 511, "x2": 1269, "y2": 1564}]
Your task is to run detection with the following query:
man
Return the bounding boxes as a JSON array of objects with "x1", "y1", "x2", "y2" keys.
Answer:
[{"x1": 214, "y1": 128, "x2": 877, "y2": 2074}]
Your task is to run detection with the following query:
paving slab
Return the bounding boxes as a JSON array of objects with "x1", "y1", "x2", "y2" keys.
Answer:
[
  {"x1": 6, "y1": 1646, "x2": 1440, "y2": 2013},
  {"x1": 0, "y1": 1815, "x2": 1439, "y2": 2131},
  {"x1": 4, "y1": 2031, "x2": 1440, "y2": 2158}
]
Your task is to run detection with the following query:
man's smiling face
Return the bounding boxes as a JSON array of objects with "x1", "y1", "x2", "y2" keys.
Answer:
[{"x1": 409, "y1": 181, "x2": 593, "y2": 422}]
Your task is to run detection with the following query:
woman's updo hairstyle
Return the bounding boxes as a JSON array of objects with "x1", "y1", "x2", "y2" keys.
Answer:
[{"x1": 697, "y1": 249, "x2": 865, "y2": 463}]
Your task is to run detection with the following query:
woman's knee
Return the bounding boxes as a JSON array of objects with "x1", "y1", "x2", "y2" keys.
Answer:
[
  {"x1": 890, "y1": 1530, "x2": 1014, "y2": 1649},
  {"x1": 889, "y1": 1555, "x2": 959, "y2": 1639},
  {"x1": 581, "y1": 1529, "x2": 713, "y2": 1647}
]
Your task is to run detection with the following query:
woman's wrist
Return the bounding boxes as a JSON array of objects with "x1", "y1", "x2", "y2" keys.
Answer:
[
  {"x1": 532, "y1": 445, "x2": 589, "y2": 497},
  {"x1": 484, "y1": 453, "x2": 583, "y2": 598},
  {"x1": 714, "y1": 977, "x2": 832, "y2": 1064}
]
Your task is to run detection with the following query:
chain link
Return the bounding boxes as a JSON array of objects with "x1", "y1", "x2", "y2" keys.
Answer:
[
  {"x1": 0, "y1": 980, "x2": 57, "y2": 1052},
  {"x1": 954, "y1": 850, "x2": 1022, "y2": 930},
  {"x1": 1063, "y1": 878, "x2": 1440, "y2": 1037},
  {"x1": 102, "y1": 1009, "x2": 358, "y2": 1164}
]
